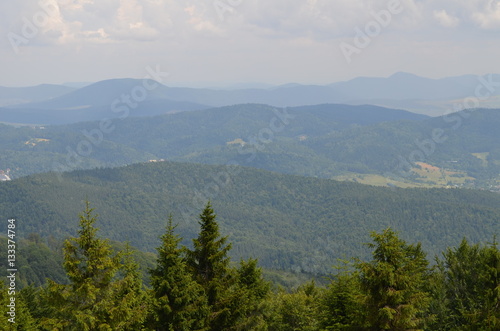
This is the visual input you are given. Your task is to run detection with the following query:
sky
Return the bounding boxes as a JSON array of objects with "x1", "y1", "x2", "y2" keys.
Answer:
[{"x1": 0, "y1": 0, "x2": 499, "y2": 87}]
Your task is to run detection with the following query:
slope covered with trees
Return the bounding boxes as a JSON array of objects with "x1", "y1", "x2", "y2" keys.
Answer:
[
  {"x1": 2, "y1": 203, "x2": 499, "y2": 330},
  {"x1": 2, "y1": 103, "x2": 500, "y2": 189},
  {"x1": 0, "y1": 103, "x2": 426, "y2": 178},
  {"x1": 0, "y1": 161, "x2": 499, "y2": 274}
]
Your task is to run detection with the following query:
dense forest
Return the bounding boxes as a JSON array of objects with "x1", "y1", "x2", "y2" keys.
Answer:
[
  {"x1": 2, "y1": 104, "x2": 500, "y2": 189},
  {"x1": 3, "y1": 104, "x2": 500, "y2": 191},
  {"x1": 2, "y1": 202, "x2": 499, "y2": 330},
  {"x1": 1, "y1": 161, "x2": 500, "y2": 275},
  {"x1": 0, "y1": 103, "x2": 425, "y2": 178}
]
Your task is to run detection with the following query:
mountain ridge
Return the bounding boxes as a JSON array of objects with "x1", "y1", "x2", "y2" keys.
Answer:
[{"x1": 2, "y1": 73, "x2": 499, "y2": 124}]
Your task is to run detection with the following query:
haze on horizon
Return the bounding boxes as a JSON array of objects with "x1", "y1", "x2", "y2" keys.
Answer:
[{"x1": 1, "y1": 0, "x2": 499, "y2": 87}]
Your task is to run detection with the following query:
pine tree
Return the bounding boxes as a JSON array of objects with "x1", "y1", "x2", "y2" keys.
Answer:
[
  {"x1": 41, "y1": 201, "x2": 147, "y2": 330},
  {"x1": 107, "y1": 243, "x2": 149, "y2": 329},
  {"x1": 232, "y1": 258, "x2": 271, "y2": 330},
  {"x1": 266, "y1": 281, "x2": 321, "y2": 331},
  {"x1": 0, "y1": 280, "x2": 37, "y2": 330},
  {"x1": 440, "y1": 238, "x2": 500, "y2": 329},
  {"x1": 320, "y1": 268, "x2": 365, "y2": 330},
  {"x1": 149, "y1": 215, "x2": 208, "y2": 331},
  {"x1": 186, "y1": 202, "x2": 239, "y2": 330},
  {"x1": 356, "y1": 228, "x2": 430, "y2": 330}
]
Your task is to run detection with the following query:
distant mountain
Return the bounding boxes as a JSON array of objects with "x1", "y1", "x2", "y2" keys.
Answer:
[
  {"x1": 0, "y1": 84, "x2": 75, "y2": 108},
  {"x1": 331, "y1": 72, "x2": 479, "y2": 100},
  {"x1": 331, "y1": 72, "x2": 500, "y2": 115},
  {"x1": 0, "y1": 79, "x2": 210, "y2": 125},
  {"x1": 62, "y1": 82, "x2": 93, "y2": 88},
  {"x1": 0, "y1": 103, "x2": 427, "y2": 178},
  {"x1": 0, "y1": 161, "x2": 499, "y2": 274},
  {"x1": 0, "y1": 99, "x2": 210, "y2": 125},
  {"x1": 2, "y1": 73, "x2": 499, "y2": 124},
  {"x1": 2, "y1": 102, "x2": 500, "y2": 189}
]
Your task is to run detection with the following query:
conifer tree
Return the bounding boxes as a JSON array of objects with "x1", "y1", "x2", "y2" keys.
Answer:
[
  {"x1": 266, "y1": 281, "x2": 321, "y2": 331},
  {"x1": 0, "y1": 280, "x2": 37, "y2": 330},
  {"x1": 232, "y1": 258, "x2": 271, "y2": 330},
  {"x1": 186, "y1": 202, "x2": 239, "y2": 330},
  {"x1": 108, "y1": 243, "x2": 149, "y2": 329},
  {"x1": 356, "y1": 228, "x2": 430, "y2": 330},
  {"x1": 320, "y1": 268, "x2": 365, "y2": 330},
  {"x1": 41, "y1": 201, "x2": 147, "y2": 330},
  {"x1": 149, "y1": 215, "x2": 208, "y2": 331},
  {"x1": 440, "y1": 238, "x2": 500, "y2": 329}
]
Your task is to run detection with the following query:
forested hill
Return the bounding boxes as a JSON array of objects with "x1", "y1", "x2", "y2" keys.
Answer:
[
  {"x1": 1, "y1": 161, "x2": 499, "y2": 274},
  {"x1": 3, "y1": 104, "x2": 500, "y2": 190},
  {"x1": 0, "y1": 103, "x2": 426, "y2": 178}
]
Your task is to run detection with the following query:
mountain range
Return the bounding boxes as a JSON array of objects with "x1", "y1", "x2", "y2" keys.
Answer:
[
  {"x1": 2, "y1": 72, "x2": 499, "y2": 125},
  {"x1": 2, "y1": 102, "x2": 500, "y2": 190}
]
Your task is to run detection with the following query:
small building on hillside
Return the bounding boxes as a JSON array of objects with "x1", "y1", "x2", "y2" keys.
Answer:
[{"x1": 0, "y1": 169, "x2": 11, "y2": 181}]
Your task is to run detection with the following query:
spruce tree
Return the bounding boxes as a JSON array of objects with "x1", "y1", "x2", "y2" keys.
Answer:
[
  {"x1": 149, "y1": 215, "x2": 208, "y2": 331},
  {"x1": 0, "y1": 280, "x2": 37, "y2": 330},
  {"x1": 186, "y1": 202, "x2": 237, "y2": 330},
  {"x1": 320, "y1": 268, "x2": 365, "y2": 329},
  {"x1": 232, "y1": 258, "x2": 271, "y2": 330},
  {"x1": 440, "y1": 238, "x2": 500, "y2": 329},
  {"x1": 356, "y1": 228, "x2": 430, "y2": 330},
  {"x1": 266, "y1": 281, "x2": 321, "y2": 331},
  {"x1": 41, "y1": 201, "x2": 147, "y2": 330},
  {"x1": 108, "y1": 243, "x2": 149, "y2": 329}
]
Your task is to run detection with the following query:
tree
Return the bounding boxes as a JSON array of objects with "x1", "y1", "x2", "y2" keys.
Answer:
[
  {"x1": 0, "y1": 280, "x2": 37, "y2": 330},
  {"x1": 186, "y1": 202, "x2": 271, "y2": 330},
  {"x1": 186, "y1": 202, "x2": 235, "y2": 329},
  {"x1": 266, "y1": 281, "x2": 321, "y2": 331},
  {"x1": 356, "y1": 228, "x2": 430, "y2": 330},
  {"x1": 149, "y1": 215, "x2": 208, "y2": 331},
  {"x1": 320, "y1": 267, "x2": 365, "y2": 330},
  {"x1": 107, "y1": 243, "x2": 149, "y2": 330},
  {"x1": 439, "y1": 238, "x2": 500, "y2": 329},
  {"x1": 232, "y1": 258, "x2": 271, "y2": 330},
  {"x1": 41, "y1": 201, "x2": 147, "y2": 330}
]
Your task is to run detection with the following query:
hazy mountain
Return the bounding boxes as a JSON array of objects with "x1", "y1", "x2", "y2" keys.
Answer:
[
  {"x1": 2, "y1": 73, "x2": 499, "y2": 124},
  {"x1": 331, "y1": 72, "x2": 480, "y2": 100},
  {"x1": 0, "y1": 84, "x2": 75, "y2": 108},
  {"x1": 332, "y1": 72, "x2": 500, "y2": 115},
  {"x1": 62, "y1": 81, "x2": 93, "y2": 88},
  {"x1": 0, "y1": 79, "x2": 210, "y2": 125}
]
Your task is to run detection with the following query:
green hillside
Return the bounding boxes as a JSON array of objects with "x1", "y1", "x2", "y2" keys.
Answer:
[
  {"x1": 1, "y1": 161, "x2": 499, "y2": 275},
  {"x1": 0, "y1": 103, "x2": 426, "y2": 178},
  {"x1": 2, "y1": 104, "x2": 500, "y2": 189}
]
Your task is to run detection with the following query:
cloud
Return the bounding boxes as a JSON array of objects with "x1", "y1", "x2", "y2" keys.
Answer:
[
  {"x1": 185, "y1": 5, "x2": 224, "y2": 36},
  {"x1": 1, "y1": 0, "x2": 499, "y2": 87},
  {"x1": 472, "y1": 0, "x2": 500, "y2": 29},
  {"x1": 433, "y1": 9, "x2": 460, "y2": 27}
]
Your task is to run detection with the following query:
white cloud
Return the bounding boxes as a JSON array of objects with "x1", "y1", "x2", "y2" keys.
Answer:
[
  {"x1": 0, "y1": 0, "x2": 499, "y2": 86},
  {"x1": 472, "y1": 0, "x2": 500, "y2": 29},
  {"x1": 433, "y1": 9, "x2": 460, "y2": 27},
  {"x1": 185, "y1": 5, "x2": 225, "y2": 36}
]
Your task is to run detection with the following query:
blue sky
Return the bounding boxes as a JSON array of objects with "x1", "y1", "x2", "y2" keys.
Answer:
[{"x1": 1, "y1": 0, "x2": 499, "y2": 87}]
